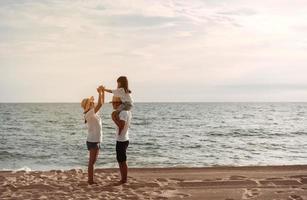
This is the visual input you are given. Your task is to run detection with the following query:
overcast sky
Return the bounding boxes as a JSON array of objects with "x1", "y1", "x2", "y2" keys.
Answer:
[{"x1": 1, "y1": 0, "x2": 307, "y2": 102}]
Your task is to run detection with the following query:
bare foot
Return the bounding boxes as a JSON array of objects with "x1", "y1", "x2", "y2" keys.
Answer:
[
  {"x1": 112, "y1": 180, "x2": 127, "y2": 186},
  {"x1": 88, "y1": 181, "x2": 98, "y2": 185}
]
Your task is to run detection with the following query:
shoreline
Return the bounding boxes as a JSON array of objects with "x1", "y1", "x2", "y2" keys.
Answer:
[
  {"x1": 2, "y1": 164, "x2": 307, "y2": 172},
  {"x1": 1, "y1": 165, "x2": 307, "y2": 199}
]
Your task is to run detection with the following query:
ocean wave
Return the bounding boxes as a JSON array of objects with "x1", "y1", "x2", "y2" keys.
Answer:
[
  {"x1": 1, "y1": 103, "x2": 307, "y2": 169},
  {"x1": 1, "y1": 166, "x2": 32, "y2": 172},
  {"x1": 0, "y1": 151, "x2": 24, "y2": 159},
  {"x1": 207, "y1": 131, "x2": 226, "y2": 136},
  {"x1": 15, "y1": 166, "x2": 32, "y2": 172},
  {"x1": 132, "y1": 121, "x2": 150, "y2": 126},
  {"x1": 291, "y1": 131, "x2": 307, "y2": 135},
  {"x1": 0, "y1": 150, "x2": 56, "y2": 160}
]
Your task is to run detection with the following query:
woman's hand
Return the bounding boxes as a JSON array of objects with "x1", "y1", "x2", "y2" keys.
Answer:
[
  {"x1": 97, "y1": 85, "x2": 105, "y2": 93},
  {"x1": 97, "y1": 86, "x2": 103, "y2": 93},
  {"x1": 94, "y1": 85, "x2": 104, "y2": 113}
]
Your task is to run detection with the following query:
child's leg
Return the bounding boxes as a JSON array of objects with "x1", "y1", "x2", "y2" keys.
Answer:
[
  {"x1": 112, "y1": 102, "x2": 131, "y2": 124},
  {"x1": 112, "y1": 103, "x2": 131, "y2": 124},
  {"x1": 111, "y1": 110, "x2": 120, "y2": 124},
  {"x1": 88, "y1": 148, "x2": 99, "y2": 184}
]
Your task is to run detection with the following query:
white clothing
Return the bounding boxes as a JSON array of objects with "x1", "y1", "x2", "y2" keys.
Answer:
[
  {"x1": 85, "y1": 108, "x2": 102, "y2": 142},
  {"x1": 115, "y1": 110, "x2": 132, "y2": 142},
  {"x1": 112, "y1": 88, "x2": 133, "y2": 104}
]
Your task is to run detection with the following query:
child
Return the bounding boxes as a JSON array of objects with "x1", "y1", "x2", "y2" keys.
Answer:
[
  {"x1": 81, "y1": 86, "x2": 104, "y2": 185},
  {"x1": 104, "y1": 76, "x2": 133, "y2": 119}
]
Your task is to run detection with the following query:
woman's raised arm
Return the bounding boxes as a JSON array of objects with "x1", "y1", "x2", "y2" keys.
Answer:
[{"x1": 94, "y1": 86, "x2": 104, "y2": 113}]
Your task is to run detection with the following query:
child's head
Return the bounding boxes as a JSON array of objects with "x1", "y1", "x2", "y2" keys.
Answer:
[
  {"x1": 81, "y1": 96, "x2": 94, "y2": 113},
  {"x1": 117, "y1": 76, "x2": 131, "y2": 93}
]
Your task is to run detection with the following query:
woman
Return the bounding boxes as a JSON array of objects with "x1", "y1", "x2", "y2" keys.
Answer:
[{"x1": 81, "y1": 86, "x2": 104, "y2": 184}]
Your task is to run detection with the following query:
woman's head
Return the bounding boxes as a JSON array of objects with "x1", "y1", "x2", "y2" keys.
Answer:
[
  {"x1": 117, "y1": 76, "x2": 131, "y2": 93},
  {"x1": 81, "y1": 96, "x2": 95, "y2": 112}
]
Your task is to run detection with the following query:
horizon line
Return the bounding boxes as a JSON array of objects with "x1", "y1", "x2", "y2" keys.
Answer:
[{"x1": 1, "y1": 101, "x2": 307, "y2": 104}]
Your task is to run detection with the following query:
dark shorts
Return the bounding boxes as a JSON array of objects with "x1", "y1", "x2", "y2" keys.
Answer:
[
  {"x1": 86, "y1": 141, "x2": 100, "y2": 151},
  {"x1": 116, "y1": 141, "x2": 129, "y2": 163}
]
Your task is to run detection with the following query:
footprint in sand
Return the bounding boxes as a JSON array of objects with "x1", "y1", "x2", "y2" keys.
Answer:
[
  {"x1": 242, "y1": 188, "x2": 261, "y2": 199},
  {"x1": 169, "y1": 178, "x2": 184, "y2": 182},
  {"x1": 177, "y1": 193, "x2": 191, "y2": 198},
  {"x1": 289, "y1": 194, "x2": 304, "y2": 200},
  {"x1": 229, "y1": 175, "x2": 247, "y2": 180},
  {"x1": 266, "y1": 177, "x2": 285, "y2": 180},
  {"x1": 156, "y1": 178, "x2": 168, "y2": 182}
]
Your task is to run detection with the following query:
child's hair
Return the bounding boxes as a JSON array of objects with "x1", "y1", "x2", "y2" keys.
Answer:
[{"x1": 117, "y1": 76, "x2": 131, "y2": 93}]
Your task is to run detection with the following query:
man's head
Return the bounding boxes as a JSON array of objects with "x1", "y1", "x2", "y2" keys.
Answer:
[{"x1": 112, "y1": 96, "x2": 122, "y2": 110}]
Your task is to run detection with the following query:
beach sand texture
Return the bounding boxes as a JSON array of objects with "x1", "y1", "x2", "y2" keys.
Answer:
[{"x1": 1, "y1": 165, "x2": 307, "y2": 200}]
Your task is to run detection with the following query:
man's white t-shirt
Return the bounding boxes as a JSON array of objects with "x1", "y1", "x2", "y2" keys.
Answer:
[
  {"x1": 85, "y1": 108, "x2": 102, "y2": 143},
  {"x1": 115, "y1": 111, "x2": 132, "y2": 142},
  {"x1": 112, "y1": 88, "x2": 133, "y2": 104}
]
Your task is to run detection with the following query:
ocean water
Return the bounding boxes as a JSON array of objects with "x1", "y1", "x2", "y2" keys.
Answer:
[{"x1": 0, "y1": 103, "x2": 306, "y2": 171}]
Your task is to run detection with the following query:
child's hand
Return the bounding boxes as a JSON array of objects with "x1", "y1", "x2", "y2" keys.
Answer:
[{"x1": 99, "y1": 85, "x2": 105, "y2": 91}]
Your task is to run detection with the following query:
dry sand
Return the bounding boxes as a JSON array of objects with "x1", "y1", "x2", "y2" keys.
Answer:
[{"x1": 1, "y1": 165, "x2": 307, "y2": 200}]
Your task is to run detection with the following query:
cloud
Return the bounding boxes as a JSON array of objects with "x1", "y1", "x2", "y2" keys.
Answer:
[
  {"x1": 92, "y1": 14, "x2": 182, "y2": 28},
  {"x1": 0, "y1": 0, "x2": 307, "y2": 102},
  {"x1": 217, "y1": 8, "x2": 258, "y2": 16},
  {"x1": 214, "y1": 84, "x2": 307, "y2": 92}
]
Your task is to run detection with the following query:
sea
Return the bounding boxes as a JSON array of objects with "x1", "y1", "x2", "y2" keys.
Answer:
[{"x1": 0, "y1": 103, "x2": 306, "y2": 171}]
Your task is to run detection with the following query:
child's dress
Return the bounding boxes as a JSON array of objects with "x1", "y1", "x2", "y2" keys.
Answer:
[{"x1": 112, "y1": 88, "x2": 133, "y2": 111}]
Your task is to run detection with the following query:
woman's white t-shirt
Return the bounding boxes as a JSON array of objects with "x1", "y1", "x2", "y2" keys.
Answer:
[
  {"x1": 112, "y1": 88, "x2": 133, "y2": 103},
  {"x1": 84, "y1": 108, "x2": 102, "y2": 143}
]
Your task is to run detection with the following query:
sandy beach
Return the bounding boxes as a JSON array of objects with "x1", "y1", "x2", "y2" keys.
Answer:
[{"x1": 1, "y1": 165, "x2": 307, "y2": 200}]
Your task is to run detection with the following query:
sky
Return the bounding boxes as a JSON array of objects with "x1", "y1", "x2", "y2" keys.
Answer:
[{"x1": 0, "y1": 0, "x2": 307, "y2": 102}]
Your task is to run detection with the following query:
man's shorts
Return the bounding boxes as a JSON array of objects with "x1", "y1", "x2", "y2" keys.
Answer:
[{"x1": 116, "y1": 141, "x2": 129, "y2": 163}]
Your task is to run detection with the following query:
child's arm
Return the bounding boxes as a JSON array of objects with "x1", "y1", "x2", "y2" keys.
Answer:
[
  {"x1": 103, "y1": 88, "x2": 113, "y2": 93},
  {"x1": 94, "y1": 87, "x2": 104, "y2": 113}
]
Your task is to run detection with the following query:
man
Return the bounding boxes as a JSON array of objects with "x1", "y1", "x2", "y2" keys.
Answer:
[{"x1": 111, "y1": 96, "x2": 132, "y2": 184}]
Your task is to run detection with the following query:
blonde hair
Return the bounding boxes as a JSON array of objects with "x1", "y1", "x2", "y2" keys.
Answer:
[{"x1": 81, "y1": 96, "x2": 94, "y2": 113}]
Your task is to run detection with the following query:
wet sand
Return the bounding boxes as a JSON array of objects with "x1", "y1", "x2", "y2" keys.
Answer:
[{"x1": 1, "y1": 165, "x2": 307, "y2": 199}]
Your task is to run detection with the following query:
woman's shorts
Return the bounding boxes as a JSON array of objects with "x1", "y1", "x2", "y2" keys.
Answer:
[
  {"x1": 116, "y1": 140, "x2": 129, "y2": 163},
  {"x1": 86, "y1": 141, "x2": 100, "y2": 151}
]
